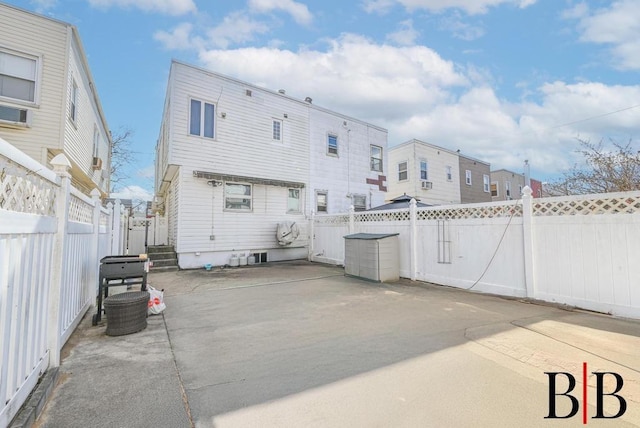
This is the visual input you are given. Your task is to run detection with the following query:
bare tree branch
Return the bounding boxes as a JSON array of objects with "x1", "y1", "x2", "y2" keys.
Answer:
[
  {"x1": 546, "y1": 138, "x2": 640, "y2": 196},
  {"x1": 109, "y1": 126, "x2": 135, "y2": 192}
]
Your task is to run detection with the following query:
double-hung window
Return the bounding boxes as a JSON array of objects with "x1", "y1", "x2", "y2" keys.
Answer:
[
  {"x1": 273, "y1": 119, "x2": 282, "y2": 141},
  {"x1": 465, "y1": 170, "x2": 472, "y2": 185},
  {"x1": 316, "y1": 191, "x2": 327, "y2": 213},
  {"x1": 505, "y1": 181, "x2": 512, "y2": 199},
  {"x1": 370, "y1": 145, "x2": 383, "y2": 172},
  {"x1": 93, "y1": 126, "x2": 100, "y2": 158},
  {"x1": 70, "y1": 80, "x2": 78, "y2": 122},
  {"x1": 352, "y1": 194, "x2": 366, "y2": 211},
  {"x1": 398, "y1": 161, "x2": 408, "y2": 181},
  {"x1": 327, "y1": 134, "x2": 338, "y2": 155},
  {"x1": 0, "y1": 50, "x2": 37, "y2": 103},
  {"x1": 224, "y1": 183, "x2": 252, "y2": 211},
  {"x1": 287, "y1": 188, "x2": 300, "y2": 213},
  {"x1": 491, "y1": 182, "x2": 499, "y2": 197},
  {"x1": 190, "y1": 99, "x2": 215, "y2": 138},
  {"x1": 446, "y1": 166, "x2": 452, "y2": 181},
  {"x1": 420, "y1": 160, "x2": 428, "y2": 181},
  {"x1": 483, "y1": 174, "x2": 490, "y2": 192}
]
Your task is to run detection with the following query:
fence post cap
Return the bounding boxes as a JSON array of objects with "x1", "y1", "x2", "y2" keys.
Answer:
[
  {"x1": 50, "y1": 153, "x2": 71, "y2": 174},
  {"x1": 90, "y1": 188, "x2": 101, "y2": 199},
  {"x1": 522, "y1": 186, "x2": 532, "y2": 197}
]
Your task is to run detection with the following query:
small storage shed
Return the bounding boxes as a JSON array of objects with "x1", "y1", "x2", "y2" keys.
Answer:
[{"x1": 344, "y1": 233, "x2": 400, "y2": 282}]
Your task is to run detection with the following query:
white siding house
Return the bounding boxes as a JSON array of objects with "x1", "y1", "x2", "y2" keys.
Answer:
[
  {"x1": 155, "y1": 61, "x2": 388, "y2": 268},
  {"x1": 0, "y1": 3, "x2": 111, "y2": 196},
  {"x1": 387, "y1": 139, "x2": 461, "y2": 205}
]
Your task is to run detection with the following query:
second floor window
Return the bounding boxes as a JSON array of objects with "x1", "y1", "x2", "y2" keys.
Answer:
[
  {"x1": 483, "y1": 174, "x2": 490, "y2": 192},
  {"x1": 370, "y1": 145, "x2": 383, "y2": 172},
  {"x1": 0, "y1": 50, "x2": 37, "y2": 103},
  {"x1": 420, "y1": 160, "x2": 428, "y2": 180},
  {"x1": 273, "y1": 119, "x2": 282, "y2": 141},
  {"x1": 327, "y1": 134, "x2": 338, "y2": 155},
  {"x1": 446, "y1": 166, "x2": 452, "y2": 181},
  {"x1": 190, "y1": 99, "x2": 215, "y2": 138},
  {"x1": 398, "y1": 161, "x2": 408, "y2": 181},
  {"x1": 70, "y1": 80, "x2": 78, "y2": 122},
  {"x1": 491, "y1": 182, "x2": 498, "y2": 197},
  {"x1": 465, "y1": 170, "x2": 472, "y2": 185},
  {"x1": 505, "y1": 181, "x2": 512, "y2": 198}
]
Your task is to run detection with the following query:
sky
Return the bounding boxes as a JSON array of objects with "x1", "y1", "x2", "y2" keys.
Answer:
[{"x1": 8, "y1": 0, "x2": 640, "y2": 200}]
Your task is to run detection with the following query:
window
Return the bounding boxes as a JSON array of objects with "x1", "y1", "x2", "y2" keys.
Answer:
[
  {"x1": 224, "y1": 183, "x2": 252, "y2": 210},
  {"x1": 465, "y1": 170, "x2": 472, "y2": 185},
  {"x1": 519, "y1": 184, "x2": 523, "y2": 196},
  {"x1": 491, "y1": 182, "x2": 499, "y2": 197},
  {"x1": 327, "y1": 134, "x2": 338, "y2": 155},
  {"x1": 316, "y1": 191, "x2": 327, "y2": 213},
  {"x1": 420, "y1": 160, "x2": 428, "y2": 181},
  {"x1": 189, "y1": 99, "x2": 215, "y2": 138},
  {"x1": 483, "y1": 174, "x2": 490, "y2": 192},
  {"x1": 93, "y1": 126, "x2": 100, "y2": 157},
  {"x1": 446, "y1": 166, "x2": 452, "y2": 181},
  {"x1": 70, "y1": 80, "x2": 78, "y2": 122},
  {"x1": 273, "y1": 119, "x2": 282, "y2": 141},
  {"x1": 287, "y1": 188, "x2": 300, "y2": 213},
  {"x1": 398, "y1": 161, "x2": 408, "y2": 181},
  {"x1": 370, "y1": 145, "x2": 383, "y2": 172},
  {"x1": 352, "y1": 194, "x2": 366, "y2": 211},
  {"x1": 505, "y1": 181, "x2": 512, "y2": 199},
  {"x1": 0, "y1": 50, "x2": 37, "y2": 103}
]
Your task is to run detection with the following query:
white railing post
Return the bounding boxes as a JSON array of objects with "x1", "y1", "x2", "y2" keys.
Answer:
[
  {"x1": 349, "y1": 205, "x2": 355, "y2": 234},
  {"x1": 308, "y1": 210, "x2": 315, "y2": 261},
  {"x1": 122, "y1": 208, "x2": 130, "y2": 254},
  {"x1": 48, "y1": 154, "x2": 72, "y2": 367},
  {"x1": 154, "y1": 212, "x2": 160, "y2": 246},
  {"x1": 111, "y1": 199, "x2": 121, "y2": 255},
  {"x1": 90, "y1": 189, "x2": 101, "y2": 299},
  {"x1": 522, "y1": 186, "x2": 535, "y2": 298},
  {"x1": 410, "y1": 198, "x2": 417, "y2": 281}
]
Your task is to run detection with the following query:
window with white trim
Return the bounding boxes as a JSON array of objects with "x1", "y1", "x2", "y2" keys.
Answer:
[
  {"x1": 352, "y1": 194, "x2": 367, "y2": 211},
  {"x1": 224, "y1": 183, "x2": 252, "y2": 210},
  {"x1": 189, "y1": 99, "x2": 215, "y2": 138},
  {"x1": 287, "y1": 188, "x2": 300, "y2": 213},
  {"x1": 370, "y1": 145, "x2": 383, "y2": 172},
  {"x1": 483, "y1": 174, "x2": 490, "y2": 192},
  {"x1": 70, "y1": 80, "x2": 78, "y2": 122},
  {"x1": 420, "y1": 160, "x2": 428, "y2": 181},
  {"x1": 93, "y1": 126, "x2": 100, "y2": 157},
  {"x1": 465, "y1": 170, "x2": 472, "y2": 185},
  {"x1": 505, "y1": 181, "x2": 512, "y2": 199},
  {"x1": 398, "y1": 161, "x2": 408, "y2": 181},
  {"x1": 446, "y1": 166, "x2": 452, "y2": 181},
  {"x1": 327, "y1": 134, "x2": 338, "y2": 155},
  {"x1": 273, "y1": 119, "x2": 282, "y2": 141},
  {"x1": 0, "y1": 50, "x2": 37, "y2": 103},
  {"x1": 316, "y1": 191, "x2": 327, "y2": 213},
  {"x1": 491, "y1": 182, "x2": 499, "y2": 197}
]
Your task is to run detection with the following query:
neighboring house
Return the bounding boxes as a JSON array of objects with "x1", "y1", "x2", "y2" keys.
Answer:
[
  {"x1": 490, "y1": 169, "x2": 543, "y2": 201},
  {"x1": 368, "y1": 193, "x2": 432, "y2": 210},
  {"x1": 0, "y1": 3, "x2": 111, "y2": 196},
  {"x1": 154, "y1": 60, "x2": 388, "y2": 269},
  {"x1": 458, "y1": 154, "x2": 492, "y2": 204},
  {"x1": 388, "y1": 139, "x2": 461, "y2": 205}
]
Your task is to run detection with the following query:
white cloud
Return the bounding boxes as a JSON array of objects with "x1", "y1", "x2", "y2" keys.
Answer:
[
  {"x1": 386, "y1": 19, "x2": 420, "y2": 46},
  {"x1": 564, "y1": 0, "x2": 640, "y2": 70},
  {"x1": 154, "y1": 22, "x2": 200, "y2": 51},
  {"x1": 439, "y1": 13, "x2": 485, "y2": 40},
  {"x1": 248, "y1": 0, "x2": 313, "y2": 25},
  {"x1": 87, "y1": 0, "x2": 196, "y2": 15},
  {"x1": 111, "y1": 185, "x2": 154, "y2": 201},
  {"x1": 207, "y1": 12, "x2": 271, "y2": 49},
  {"x1": 30, "y1": 0, "x2": 57, "y2": 11},
  {"x1": 368, "y1": 0, "x2": 537, "y2": 15}
]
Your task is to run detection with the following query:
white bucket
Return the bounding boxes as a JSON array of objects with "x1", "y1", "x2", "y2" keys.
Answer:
[
  {"x1": 247, "y1": 256, "x2": 255, "y2": 265},
  {"x1": 229, "y1": 256, "x2": 239, "y2": 267},
  {"x1": 239, "y1": 255, "x2": 248, "y2": 266}
]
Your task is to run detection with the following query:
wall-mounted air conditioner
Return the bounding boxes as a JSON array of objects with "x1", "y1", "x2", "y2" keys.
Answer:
[
  {"x1": 421, "y1": 181, "x2": 433, "y2": 190},
  {"x1": 0, "y1": 105, "x2": 31, "y2": 127},
  {"x1": 92, "y1": 157, "x2": 103, "y2": 170}
]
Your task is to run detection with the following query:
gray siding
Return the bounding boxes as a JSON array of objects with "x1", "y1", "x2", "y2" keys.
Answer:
[{"x1": 458, "y1": 156, "x2": 491, "y2": 203}]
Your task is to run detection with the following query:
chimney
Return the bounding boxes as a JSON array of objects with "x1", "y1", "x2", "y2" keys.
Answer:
[{"x1": 304, "y1": 97, "x2": 313, "y2": 104}]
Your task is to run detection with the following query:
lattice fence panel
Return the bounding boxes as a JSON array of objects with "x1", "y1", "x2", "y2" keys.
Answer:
[
  {"x1": 0, "y1": 156, "x2": 57, "y2": 215},
  {"x1": 99, "y1": 211, "x2": 110, "y2": 228},
  {"x1": 314, "y1": 215, "x2": 349, "y2": 225},
  {"x1": 355, "y1": 210, "x2": 410, "y2": 223},
  {"x1": 68, "y1": 194, "x2": 93, "y2": 223},
  {"x1": 533, "y1": 195, "x2": 640, "y2": 216},
  {"x1": 417, "y1": 203, "x2": 522, "y2": 220}
]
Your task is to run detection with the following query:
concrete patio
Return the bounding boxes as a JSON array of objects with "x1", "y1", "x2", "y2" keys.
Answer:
[{"x1": 30, "y1": 261, "x2": 640, "y2": 427}]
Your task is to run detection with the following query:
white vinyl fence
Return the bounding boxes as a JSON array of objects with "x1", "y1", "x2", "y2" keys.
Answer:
[
  {"x1": 0, "y1": 137, "x2": 125, "y2": 427},
  {"x1": 311, "y1": 188, "x2": 640, "y2": 319}
]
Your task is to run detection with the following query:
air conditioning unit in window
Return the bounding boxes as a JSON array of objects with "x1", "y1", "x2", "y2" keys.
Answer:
[
  {"x1": 0, "y1": 105, "x2": 31, "y2": 127},
  {"x1": 92, "y1": 157, "x2": 103, "y2": 170},
  {"x1": 421, "y1": 181, "x2": 432, "y2": 190}
]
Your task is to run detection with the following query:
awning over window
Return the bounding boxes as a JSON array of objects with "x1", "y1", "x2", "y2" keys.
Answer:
[{"x1": 193, "y1": 170, "x2": 305, "y2": 188}]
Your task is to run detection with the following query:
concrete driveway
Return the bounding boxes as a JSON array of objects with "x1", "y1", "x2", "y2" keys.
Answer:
[{"x1": 35, "y1": 261, "x2": 640, "y2": 427}]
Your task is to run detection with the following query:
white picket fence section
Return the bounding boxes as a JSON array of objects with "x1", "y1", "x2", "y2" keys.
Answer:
[
  {"x1": 0, "y1": 137, "x2": 125, "y2": 427},
  {"x1": 310, "y1": 187, "x2": 640, "y2": 319}
]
